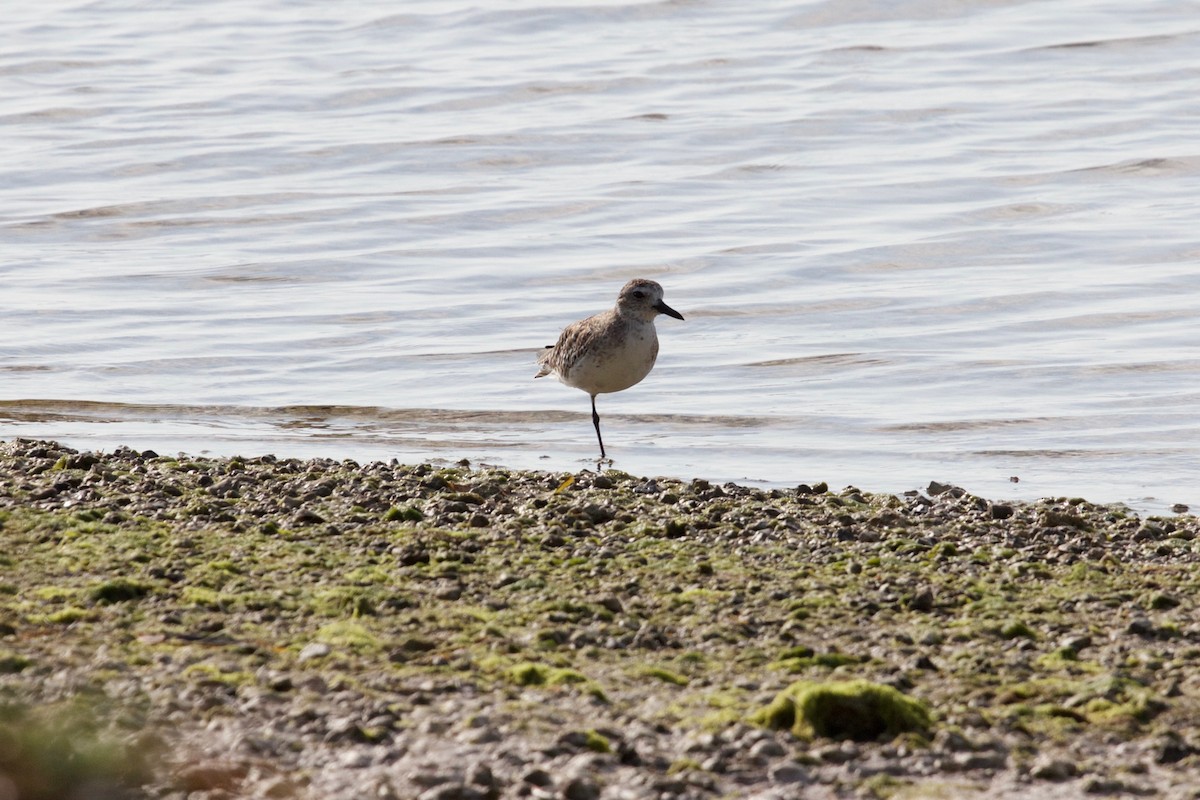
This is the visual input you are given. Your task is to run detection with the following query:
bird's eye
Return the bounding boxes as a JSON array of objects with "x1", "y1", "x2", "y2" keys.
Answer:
[{"x1": 633, "y1": 291, "x2": 645, "y2": 299}]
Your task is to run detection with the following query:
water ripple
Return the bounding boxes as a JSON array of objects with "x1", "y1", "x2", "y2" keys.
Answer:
[{"x1": 1, "y1": 0, "x2": 1198, "y2": 510}]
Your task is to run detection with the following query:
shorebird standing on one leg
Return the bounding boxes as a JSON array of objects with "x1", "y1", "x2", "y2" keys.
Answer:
[{"x1": 535, "y1": 278, "x2": 685, "y2": 459}]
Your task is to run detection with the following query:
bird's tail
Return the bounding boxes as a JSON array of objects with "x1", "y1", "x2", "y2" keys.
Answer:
[{"x1": 534, "y1": 345, "x2": 554, "y2": 379}]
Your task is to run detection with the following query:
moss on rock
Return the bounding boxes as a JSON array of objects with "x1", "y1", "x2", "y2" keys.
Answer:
[
  {"x1": 89, "y1": 577, "x2": 152, "y2": 604},
  {"x1": 754, "y1": 679, "x2": 932, "y2": 741}
]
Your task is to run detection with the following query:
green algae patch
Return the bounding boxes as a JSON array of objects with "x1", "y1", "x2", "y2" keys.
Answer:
[
  {"x1": 861, "y1": 774, "x2": 912, "y2": 799},
  {"x1": 385, "y1": 505, "x2": 424, "y2": 522},
  {"x1": 1081, "y1": 676, "x2": 1164, "y2": 727},
  {"x1": 314, "y1": 587, "x2": 379, "y2": 617},
  {"x1": 509, "y1": 661, "x2": 552, "y2": 686},
  {"x1": 638, "y1": 666, "x2": 690, "y2": 686},
  {"x1": 506, "y1": 661, "x2": 609, "y2": 703},
  {"x1": 772, "y1": 649, "x2": 864, "y2": 672},
  {"x1": 181, "y1": 585, "x2": 228, "y2": 609},
  {"x1": 89, "y1": 577, "x2": 153, "y2": 604},
  {"x1": 46, "y1": 607, "x2": 91, "y2": 625},
  {"x1": 993, "y1": 673, "x2": 1165, "y2": 734},
  {"x1": 183, "y1": 662, "x2": 255, "y2": 688},
  {"x1": 315, "y1": 620, "x2": 381, "y2": 652},
  {"x1": 999, "y1": 620, "x2": 1037, "y2": 640},
  {"x1": 577, "y1": 729, "x2": 612, "y2": 753},
  {"x1": 0, "y1": 650, "x2": 32, "y2": 674},
  {"x1": 508, "y1": 661, "x2": 587, "y2": 687},
  {"x1": 753, "y1": 679, "x2": 932, "y2": 741}
]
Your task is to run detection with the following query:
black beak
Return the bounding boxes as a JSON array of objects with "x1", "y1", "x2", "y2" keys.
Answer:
[{"x1": 655, "y1": 300, "x2": 685, "y2": 321}]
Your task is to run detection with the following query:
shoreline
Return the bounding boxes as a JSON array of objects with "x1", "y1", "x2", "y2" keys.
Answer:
[
  {"x1": 3, "y1": 399, "x2": 1193, "y2": 517},
  {"x1": 2, "y1": 438, "x2": 1200, "y2": 799}
]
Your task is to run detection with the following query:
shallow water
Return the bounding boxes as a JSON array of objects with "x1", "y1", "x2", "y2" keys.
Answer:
[{"x1": 3, "y1": 1, "x2": 1199, "y2": 512}]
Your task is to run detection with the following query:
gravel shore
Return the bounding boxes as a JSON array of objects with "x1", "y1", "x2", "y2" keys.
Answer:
[{"x1": 2, "y1": 438, "x2": 1200, "y2": 799}]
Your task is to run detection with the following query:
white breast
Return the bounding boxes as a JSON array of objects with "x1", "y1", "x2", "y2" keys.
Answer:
[{"x1": 561, "y1": 324, "x2": 659, "y2": 395}]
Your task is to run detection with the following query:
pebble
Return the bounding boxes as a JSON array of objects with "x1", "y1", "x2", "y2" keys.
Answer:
[
  {"x1": 1126, "y1": 617, "x2": 1156, "y2": 637},
  {"x1": 1082, "y1": 777, "x2": 1152, "y2": 796},
  {"x1": 932, "y1": 729, "x2": 973, "y2": 753},
  {"x1": 293, "y1": 508, "x2": 325, "y2": 525},
  {"x1": 908, "y1": 586, "x2": 935, "y2": 612},
  {"x1": 947, "y1": 751, "x2": 1007, "y2": 772},
  {"x1": 912, "y1": 654, "x2": 938, "y2": 671},
  {"x1": 417, "y1": 783, "x2": 484, "y2": 800},
  {"x1": 562, "y1": 776, "x2": 601, "y2": 800},
  {"x1": 261, "y1": 776, "x2": 300, "y2": 798},
  {"x1": 298, "y1": 642, "x2": 332, "y2": 662},
  {"x1": 458, "y1": 725, "x2": 501, "y2": 745},
  {"x1": 768, "y1": 763, "x2": 809, "y2": 785},
  {"x1": 175, "y1": 762, "x2": 245, "y2": 793},
  {"x1": 1030, "y1": 756, "x2": 1079, "y2": 781},
  {"x1": 465, "y1": 762, "x2": 495, "y2": 790},
  {"x1": 815, "y1": 743, "x2": 860, "y2": 764},
  {"x1": 522, "y1": 768, "x2": 554, "y2": 788},
  {"x1": 336, "y1": 747, "x2": 374, "y2": 767},
  {"x1": 748, "y1": 739, "x2": 787, "y2": 760},
  {"x1": 990, "y1": 503, "x2": 1015, "y2": 520}
]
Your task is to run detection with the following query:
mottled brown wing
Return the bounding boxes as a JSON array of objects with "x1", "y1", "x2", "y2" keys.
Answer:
[
  {"x1": 541, "y1": 322, "x2": 582, "y2": 377},
  {"x1": 537, "y1": 314, "x2": 604, "y2": 380}
]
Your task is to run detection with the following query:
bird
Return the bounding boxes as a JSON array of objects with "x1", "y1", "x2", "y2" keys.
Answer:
[{"x1": 535, "y1": 278, "x2": 684, "y2": 459}]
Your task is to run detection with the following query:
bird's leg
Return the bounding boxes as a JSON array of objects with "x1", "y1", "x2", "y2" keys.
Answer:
[{"x1": 591, "y1": 395, "x2": 607, "y2": 460}]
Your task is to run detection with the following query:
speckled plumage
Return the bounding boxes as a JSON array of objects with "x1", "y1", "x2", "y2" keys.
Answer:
[{"x1": 535, "y1": 278, "x2": 684, "y2": 459}]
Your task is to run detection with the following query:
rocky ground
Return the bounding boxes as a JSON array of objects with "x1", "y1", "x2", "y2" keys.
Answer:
[{"x1": 2, "y1": 437, "x2": 1200, "y2": 799}]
